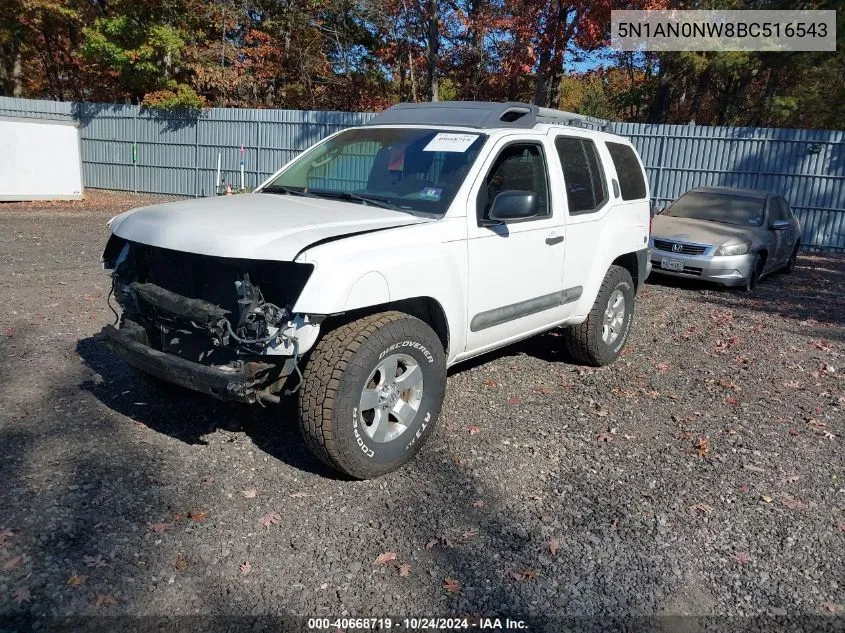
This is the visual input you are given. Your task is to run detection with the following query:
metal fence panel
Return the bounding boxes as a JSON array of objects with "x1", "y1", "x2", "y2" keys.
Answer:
[{"x1": 1, "y1": 96, "x2": 842, "y2": 252}]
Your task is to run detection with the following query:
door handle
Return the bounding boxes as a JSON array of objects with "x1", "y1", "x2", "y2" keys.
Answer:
[{"x1": 545, "y1": 233, "x2": 564, "y2": 245}]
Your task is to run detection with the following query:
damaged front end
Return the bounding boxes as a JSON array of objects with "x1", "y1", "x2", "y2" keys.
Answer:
[{"x1": 100, "y1": 235, "x2": 320, "y2": 403}]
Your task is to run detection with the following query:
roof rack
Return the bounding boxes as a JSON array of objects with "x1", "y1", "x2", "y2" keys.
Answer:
[{"x1": 364, "y1": 101, "x2": 613, "y2": 133}]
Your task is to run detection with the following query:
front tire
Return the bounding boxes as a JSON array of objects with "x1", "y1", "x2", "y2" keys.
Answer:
[
  {"x1": 564, "y1": 265, "x2": 635, "y2": 367},
  {"x1": 298, "y1": 311, "x2": 446, "y2": 479},
  {"x1": 742, "y1": 253, "x2": 763, "y2": 292},
  {"x1": 781, "y1": 243, "x2": 799, "y2": 274}
]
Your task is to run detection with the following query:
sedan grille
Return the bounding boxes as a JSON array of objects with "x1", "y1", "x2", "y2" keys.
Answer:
[{"x1": 653, "y1": 239, "x2": 709, "y2": 256}]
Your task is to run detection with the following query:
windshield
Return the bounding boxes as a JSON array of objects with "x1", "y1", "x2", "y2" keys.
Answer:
[
  {"x1": 261, "y1": 127, "x2": 487, "y2": 216},
  {"x1": 665, "y1": 191, "x2": 765, "y2": 227}
]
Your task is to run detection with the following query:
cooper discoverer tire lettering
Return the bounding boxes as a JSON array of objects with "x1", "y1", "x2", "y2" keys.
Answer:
[{"x1": 297, "y1": 311, "x2": 446, "y2": 479}]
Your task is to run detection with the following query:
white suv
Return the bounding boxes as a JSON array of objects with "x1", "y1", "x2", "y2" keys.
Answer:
[{"x1": 101, "y1": 101, "x2": 651, "y2": 478}]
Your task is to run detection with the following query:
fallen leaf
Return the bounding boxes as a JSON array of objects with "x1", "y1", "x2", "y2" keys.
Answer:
[
  {"x1": 94, "y1": 594, "x2": 118, "y2": 606},
  {"x1": 837, "y1": 521, "x2": 845, "y2": 532},
  {"x1": 690, "y1": 503, "x2": 713, "y2": 514},
  {"x1": 654, "y1": 362, "x2": 670, "y2": 373},
  {"x1": 67, "y1": 574, "x2": 86, "y2": 586},
  {"x1": 374, "y1": 552, "x2": 398, "y2": 566},
  {"x1": 398, "y1": 563, "x2": 411, "y2": 577},
  {"x1": 510, "y1": 569, "x2": 538, "y2": 581},
  {"x1": 241, "y1": 489, "x2": 257, "y2": 499},
  {"x1": 483, "y1": 379, "x2": 497, "y2": 388},
  {"x1": 461, "y1": 528, "x2": 479, "y2": 539},
  {"x1": 761, "y1": 495, "x2": 773, "y2": 503},
  {"x1": 288, "y1": 492, "x2": 309, "y2": 498},
  {"x1": 471, "y1": 500, "x2": 485, "y2": 508},
  {"x1": 778, "y1": 493, "x2": 806, "y2": 510},
  {"x1": 468, "y1": 425, "x2": 480, "y2": 436},
  {"x1": 12, "y1": 587, "x2": 31, "y2": 604},
  {"x1": 150, "y1": 523, "x2": 168, "y2": 534},
  {"x1": 596, "y1": 431, "x2": 614, "y2": 443},
  {"x1": 788, "y1": 428, "x2": 799, "y2": 436},
  {"x1": 450, "y1": 455, "x2": 464, "y2": 465},
  {"x1": 726, "y1": 395, "x2": 740, "y2": 408},
  {"x1": 507, "y1": 395, "x2": 521, "y2": 405},
  {"x1": 695, "y1": 437, "x2": 710, "y2": 458},
  {"x1": 84, "y1": 555, "x2": 107, "y2": 568},
  {"x1": 259, "y1": 512, "x2": 281, "y2": 528},
  {"x1": 822, "y1": 602, "x2": 841, "y2": 613},
  {"x1": 424, "y1": 539, "x2": 438, "y2": 550},
  {"x1": 188, "y1": 510, "x2": 209, "y2": 523},
  {"x1": 548, "y1": 538, "x2": 560, "y2": 556},
  {"x1": 2, "y1": 556, "x2": 22, "y2": 571},
  {"x1": 173, "y1": 553, "x2": 187, "y2": 572},
  {"x1": 732, "y1": 552, "x2": 752, "y2": 565},
  {"x1": 239, "y1": 562, "x2": 251, "y2": 576},
  {"x1": 739, "y1": 484, "x2": 749, "y2": 493},
  {"x1": 443, "y1": 577, "x2": 460, "y2": 593}
]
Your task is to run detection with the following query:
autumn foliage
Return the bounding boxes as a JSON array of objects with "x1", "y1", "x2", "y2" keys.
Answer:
[{"x1": 1, "y1": 0, "x2": 842, "y2": 127}]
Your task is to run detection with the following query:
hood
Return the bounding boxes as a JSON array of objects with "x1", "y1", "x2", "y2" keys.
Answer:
[
  {"x1": 652, "y1": 215, "x2": 756, "y2": 246},
  {"x1": 110, "y1": 193, "x2": 431, "y2": 260}
]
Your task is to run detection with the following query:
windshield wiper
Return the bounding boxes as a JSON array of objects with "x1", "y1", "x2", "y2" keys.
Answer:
[
  {"x1": 259, "y1": 185, "x2": 313, "y2": 197},
  {"x1": 307, "y1": 190, "x2": 397, "y2": 210}
]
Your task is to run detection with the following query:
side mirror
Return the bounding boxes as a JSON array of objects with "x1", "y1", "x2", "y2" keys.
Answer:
[
  {"x1": 488, "y1": 190, "x2": 538, "y2": 223},
  {"x1": 770, "y1": 220, "x2": 790, "y2": 231},
  {"x1": 650, "y1": 202, "x2": 664, "y2": 217}
]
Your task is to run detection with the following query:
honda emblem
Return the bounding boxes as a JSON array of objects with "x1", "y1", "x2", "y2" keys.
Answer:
[{"x1": 671, "y1": 243, "x2": 683, "y2": 253}]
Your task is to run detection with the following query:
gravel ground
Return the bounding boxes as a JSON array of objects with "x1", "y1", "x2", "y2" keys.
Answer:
[{"x1": 1, "y1": 195, "x2": 843, "y2": 631}]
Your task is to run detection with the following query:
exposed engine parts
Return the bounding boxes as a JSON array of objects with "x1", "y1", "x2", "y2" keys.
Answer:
[{"x1": 103, "y1": 236, "x2": 320, "y2": 396}]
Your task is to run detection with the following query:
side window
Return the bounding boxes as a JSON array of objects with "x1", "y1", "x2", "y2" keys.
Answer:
[
  {"x1": 555, "y1": 136, "x2": 607, "y2": 214},
  {"x1": 478, "y1": 143, "x2": 549, "y2": 222},
  {"x1": 605, "y1": 142, "x2": 647, "y2": 201},
  {"x1": 768, "y1": 197, "x2": 787, "y2": 222}
]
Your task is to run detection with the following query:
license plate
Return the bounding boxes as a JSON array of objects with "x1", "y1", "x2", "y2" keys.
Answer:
[{"x1": 661, "y1": 257, "x2": 685, "y2": 272}]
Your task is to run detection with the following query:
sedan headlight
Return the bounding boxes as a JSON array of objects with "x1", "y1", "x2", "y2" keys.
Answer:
[{"x1": 715, "y1": 240, "x2": 751, "y2": 256}]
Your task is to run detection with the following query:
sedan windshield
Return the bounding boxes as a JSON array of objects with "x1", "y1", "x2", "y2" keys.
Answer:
[
  {"x1": 664, "y1": 191, "x2": 765, "y2": 227},
  {"x1": 261, "y1": 127, "x2": 487, "y2": 216}
]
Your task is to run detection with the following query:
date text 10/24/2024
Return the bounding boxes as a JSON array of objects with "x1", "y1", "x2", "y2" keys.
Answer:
[{"x1": 307, "y1": 617, "x2": 529, "y2": 631}]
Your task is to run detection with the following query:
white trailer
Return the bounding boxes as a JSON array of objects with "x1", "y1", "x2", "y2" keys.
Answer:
[{"x1": 0, "y1": 116, "x2": 84, "y2": 201}]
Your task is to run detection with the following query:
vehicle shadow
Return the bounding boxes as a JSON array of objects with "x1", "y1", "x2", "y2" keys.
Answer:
[
  {"x1": 647, "y1": 253, "x2": 845, "y2": 329},
  {"x1": 447, "y1": 329, "x2": 574, "y2": 377},
  {"x1": 74, "y1": 334, "x2": 344, "y2": 480}
]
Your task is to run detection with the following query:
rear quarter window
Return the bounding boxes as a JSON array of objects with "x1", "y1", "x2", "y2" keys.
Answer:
[{"x1": 606, "y1": 142, "x2": 647, "y2": 201}]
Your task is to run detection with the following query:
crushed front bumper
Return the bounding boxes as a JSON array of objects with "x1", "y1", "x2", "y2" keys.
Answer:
[{"x1": 102, "y1": 321, "x2": 289, "y2": 403}]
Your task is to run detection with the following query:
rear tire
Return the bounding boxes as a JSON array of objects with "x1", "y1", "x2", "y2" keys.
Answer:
[
  {"x1": 297, "y1": 311, "x2": 446, "y2": 479},
  {"x1": 564, "y1": 265, "x2": 635, "y2": 367}
]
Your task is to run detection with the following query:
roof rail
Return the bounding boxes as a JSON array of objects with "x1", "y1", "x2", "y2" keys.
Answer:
[{"x1": 365, "y1": 101, "x2": 613, "y2": 133}]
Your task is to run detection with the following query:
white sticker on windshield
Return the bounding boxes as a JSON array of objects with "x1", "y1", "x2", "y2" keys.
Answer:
[{"x1": 423, "y1": 133, "x2": 479, "y2": 153}]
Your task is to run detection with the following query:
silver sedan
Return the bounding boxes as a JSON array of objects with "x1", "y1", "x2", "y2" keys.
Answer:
[{"x1": 649, "y1": 187, "x2": 801, "y2": 291}]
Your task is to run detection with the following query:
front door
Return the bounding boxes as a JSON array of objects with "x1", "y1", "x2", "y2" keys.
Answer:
[{"x1": 464, "y1": 138, "x2": 567, "y2": 355}]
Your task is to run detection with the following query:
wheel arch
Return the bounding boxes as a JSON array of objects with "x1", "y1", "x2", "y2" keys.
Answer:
[
  {"x1": 320, "y1": 297, "x2": 450, "y2": 355},
  {"x1": 610, "y1": 251, "x2": 641, "y2": 292}
]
